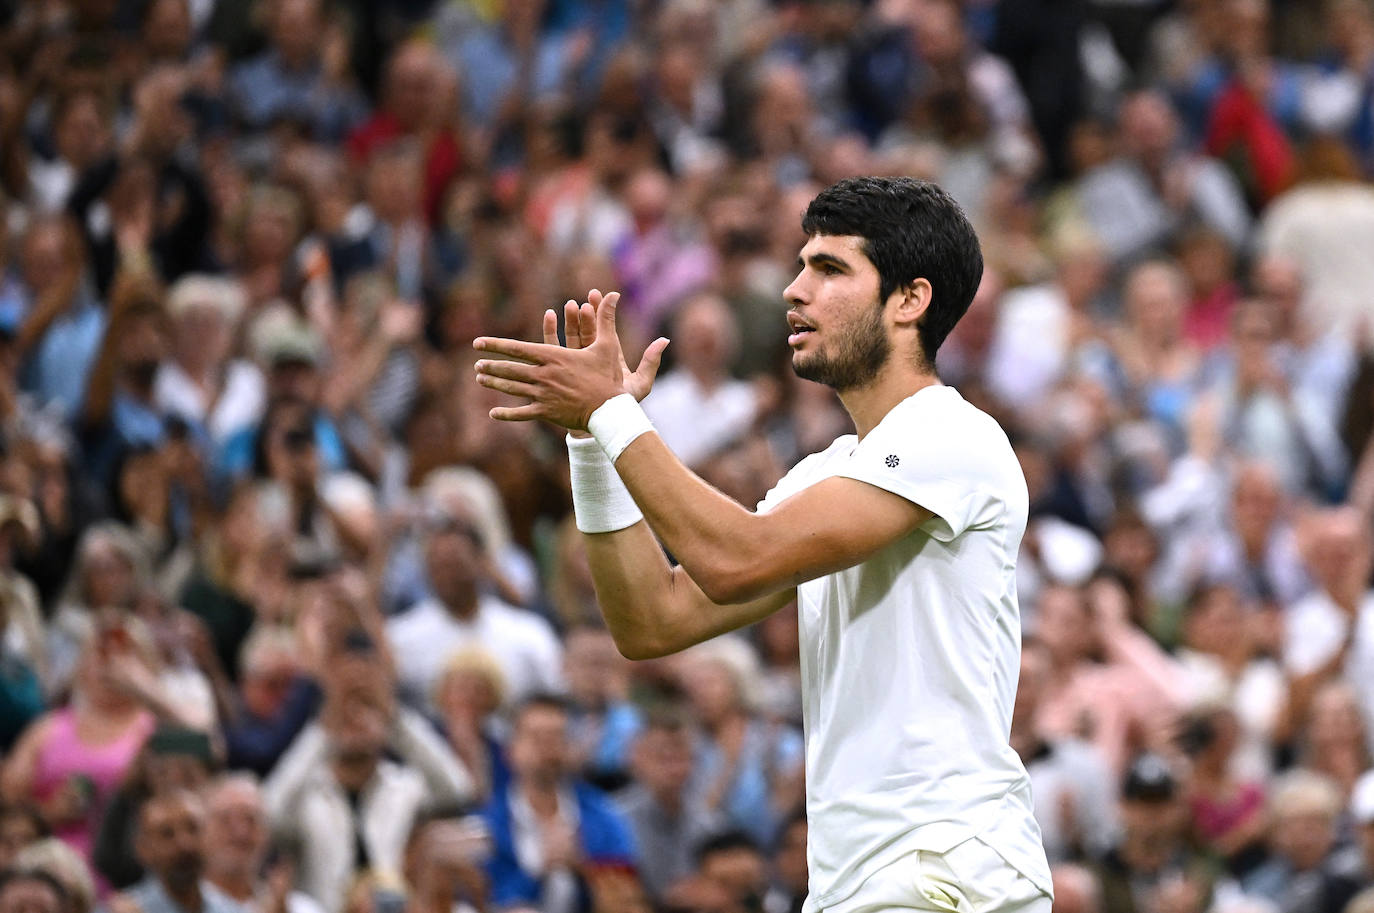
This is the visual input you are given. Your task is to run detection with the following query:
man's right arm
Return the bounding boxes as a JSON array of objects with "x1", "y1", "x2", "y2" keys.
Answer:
[{"x1": 582, "y1": 516, "x2": 795, "y2": 660}]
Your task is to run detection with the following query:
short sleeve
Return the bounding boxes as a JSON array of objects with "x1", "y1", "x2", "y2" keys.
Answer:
[
  {"x1": 754, "y1": 441, "x2": 851, "y2": 514},
  {"x1": 832, "y1": 399, "x2": 992, "y2": 542}
]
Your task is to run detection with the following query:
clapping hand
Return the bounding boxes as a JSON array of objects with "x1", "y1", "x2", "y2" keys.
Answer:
[{"x1": 473, "y1": 289, "x2": 668, "y2": 431}]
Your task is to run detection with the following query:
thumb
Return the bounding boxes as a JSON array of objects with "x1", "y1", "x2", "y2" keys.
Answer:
[
  {"x1": 635, "y1": 337, "x2": 670, "y2": 383},
  {"x1": 594, "y1": 290, "x2": 620, "y2": 342}
]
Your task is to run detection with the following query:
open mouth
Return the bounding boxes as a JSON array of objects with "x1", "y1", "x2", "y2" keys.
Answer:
[{"x1": 787, "y1": 313, "x2": 815, "y2": 346}]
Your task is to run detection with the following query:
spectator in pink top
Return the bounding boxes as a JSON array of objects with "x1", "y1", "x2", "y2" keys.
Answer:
[
  {"x1": 1, "y1": 626, "x2": 159, "y2": 885},
  {"x1": 1033, "y1": 581, "x2": 1188, "y2": 776}
]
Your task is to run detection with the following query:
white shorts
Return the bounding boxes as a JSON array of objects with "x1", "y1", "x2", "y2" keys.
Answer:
[{"x1": 806, "y1": 837, "x2": 1053, "y2": 913}]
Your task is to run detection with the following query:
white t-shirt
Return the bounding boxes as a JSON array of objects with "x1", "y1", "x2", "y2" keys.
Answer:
[
  {"x1": 386, "y1": 594, "x2": 565, "y2": 713},
  {"x1": 1282, "y1": 589, "x2": 1374, "y2": 755},
  {"x1": 757, "y1": 385, "x2": 1051, "y2": 907}
]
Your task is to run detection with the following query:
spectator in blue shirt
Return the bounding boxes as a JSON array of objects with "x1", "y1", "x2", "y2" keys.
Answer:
[
  {"x1": 481, "y1": 694, "x2": 637, "y2": 913},
  {"x1": 228, "y1": 0, "x2": 367, "y2": 143}
]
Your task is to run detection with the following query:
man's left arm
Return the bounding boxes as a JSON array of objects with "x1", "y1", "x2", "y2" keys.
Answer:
[{"x1": 607, "y1": 431, "x2": 931, "y2": 604}]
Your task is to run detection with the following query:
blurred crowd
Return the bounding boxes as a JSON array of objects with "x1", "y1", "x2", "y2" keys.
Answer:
[{"x1": 0, "y1": 2, "x2": 1372, "y2": 913}]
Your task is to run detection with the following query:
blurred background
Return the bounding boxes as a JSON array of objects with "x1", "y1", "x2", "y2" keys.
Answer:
[{"x1": 0, "y1": 1, "x2": 1370, "y2": 913}]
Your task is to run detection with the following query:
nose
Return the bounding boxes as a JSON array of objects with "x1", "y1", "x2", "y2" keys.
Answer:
[{"x1": 783, "y1": 270, "x2": 808, "y2": 308}]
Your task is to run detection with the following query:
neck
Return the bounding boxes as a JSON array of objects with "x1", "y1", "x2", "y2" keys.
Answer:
[
  {"x1": 163, "y1": 878, "x2": 204, "y2": 913},
  {"x1": 333, "y1": 755, "x2": 378, "y2": 792},
  {"x1": 837, "y1": 366, "x2": 942, "y2": 440},
  {"x1": 520, "y1": 779, "x2": 561, "y2": 815},
  {"x1": 206, "y1": 868, "x2": 254, "y2": 902},
  {"x1": 650, "y1": 785, "x2": 683, "y2": 814},
  {"x1": 688, "y1": 364, "x2": 723, "y2": 392},
  {"x1": 441, "y1": 586, "x2": 480, "y2": 620}
]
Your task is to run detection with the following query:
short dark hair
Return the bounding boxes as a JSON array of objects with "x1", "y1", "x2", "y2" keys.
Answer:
[
  {"x1": 800, "y1": 177, "x2": 983, "y2": 366},
  {"x1": 694, "y1": 829, "x2": 763, "y2": 866},
  {"x1": 512, "y1": 691, "x2": 573, "y2": 724}
]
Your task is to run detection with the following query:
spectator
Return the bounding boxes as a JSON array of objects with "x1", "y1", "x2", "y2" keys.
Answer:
[
  {"x1": 764, "y1": 811, "x2": 807, "y2": 913},
  {"x1": 642, "y1": 291, "x2": 759, "y2": 472},
  {"x1": 398, "y1": 810, "x2": 490, "y2": 913},
  {"x1": 692, "y1": 831, "x2": 771, "y2": 913},
  {"x1": 1011, "y1": 637, "x2": 1120, "y2": 864},
  {"x1": 1179, "y1": 706, "x2": 1268, "y2": 876},
  {"x1": 262, "y1": 648, "x2": 475, "y2": 913},
  {"x1": 118, "y1": 789, "x2": 246, "y2": 913},
  {"x1": 1, "y1": 628, "x2": 161, "y2": 875},
  {"x1": 675, "y1": 640, "x2": 803, "y2": 849},
  {"x1": 92, "y1": 725, "x2": 215, "y2": 890},
  {"x1": 67, "y1": 67, "x2": 212, "y2": 297},
  {"x1": 227, "y1": 0, "x2": 366, "y2": 143},
  {"x1": 615, "y1": 709, "x2": 725, "y2": 901},
  {"x1": 1091, "y1": 754, "x2": 1218, "y2": 913},
  {"x1": 431, "y1": 647, "x2": 509, "y2": 803},
  {"x1": 1175, "y1": 583, "x2": 1288, "y2": 781},
  {"x1": 9, "y1": 838, "x2": 95, "y2": 913},
  {"x1": 201, "y1": 774, "x2": 326, "y2": 913},
  {"x1": 1032, "y1": 583, "x2": 1188, "y2": 775},
  {"x1": 480, "y1": 694, "x2": 637, "y2": 913},
  {"x1": 1283, "y1": 508, "x2": 1374, "y2": 751},
  {"x1": 1256, "y1": 137, "x2": 1374, "y2": 341},
  {"x1": 563, "y1": 626, "x2": 642, "y2": 791},
  {"x1": 222, "y1": 626, "x2": 320, "y2": 779},
  {"x1": 12, "y1": 217, "x2": 104, "y2": 424},
  {"x1": 1243, "y1": 769, "x2": 1357, "y2": 913},
  {"x1": 1074, "y1": 90, "x2": 1251, "y2": 264},
  {"x1": 153, "y1": 275, "x2": 261, "y2": 452},
  {"x1": 385, "y1": 502, "x2": 561, "y2": 715},
  {"x1": 347, "y1": 41, "x2": 463, "y2": 226}
]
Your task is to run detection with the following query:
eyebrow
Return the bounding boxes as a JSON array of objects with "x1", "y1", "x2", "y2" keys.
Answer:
[{"x1": 798, "y1": 252, "x2": 852, "y2": 272}]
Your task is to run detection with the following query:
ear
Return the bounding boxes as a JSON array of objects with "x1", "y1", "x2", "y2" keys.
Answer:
[{"x1": 889, "y1": 278, "x2": 933, "y2": 327}]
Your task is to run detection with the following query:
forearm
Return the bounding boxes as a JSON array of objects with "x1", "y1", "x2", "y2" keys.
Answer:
[
  {"x1": 611, "y1": 432, "x2": 771, "y2": 603},
  {"x1": 583, "y1": 520, "x2": 711, "y2": 659},
  {"x1": 570, "y1": 435, "x2": 787, "y2": 659}
]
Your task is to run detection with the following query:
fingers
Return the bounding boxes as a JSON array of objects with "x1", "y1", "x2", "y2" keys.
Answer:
[
  {"x1": 593, "y1": 291, "x2": 619, "y2": 342},
  {"x1": 542, "y1": 309, "x2": 560, "y2": 346},
  {"x1": 563, "y1": 299, "x2": 581, "y2": 348},
  {"x1": 489, "y1": 403, "x2": 545, "y2": 422},
  {"x1": 475, "y1": 373, "x2": 540, "y2": 399},
  {"x1": 579, "y1": 302, "x2": 596, "y2": 344},
  {"x1": 473, "y1": 359, "x2": 538, "y2": 382},
  {"x1": 636, "y1": 336, "x2": 670, "y2": 383},
  {"x1": 473, "y1": 336, "x2": 547, "y2": 361}
]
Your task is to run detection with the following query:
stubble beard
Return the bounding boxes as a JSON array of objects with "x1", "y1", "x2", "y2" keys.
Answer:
[{"x1": 791, "y1": 303, "x2": 891, "y2": 392}]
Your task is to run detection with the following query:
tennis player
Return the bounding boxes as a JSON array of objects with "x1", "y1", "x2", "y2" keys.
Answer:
[{"x1": 473, "y1": 176, "x2": 1053, "y2": 913}]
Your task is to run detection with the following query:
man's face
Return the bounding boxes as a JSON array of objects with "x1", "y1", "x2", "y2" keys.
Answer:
[
  {"x1": 631, "y1": 727, "x2": 694, "y2": 795},
  {"x1": 424, "y1": 525, "x2": 484, "y2": 607},
  {"x1": 509, "y1": 705, "x2": 570, "y2": 787},
  {"x1": 1274, "y1": 811, "x2": 1336, "y2": 871},
  {"x1": 204, "y1": 783, "x2": 268, "y2": 874},
  {"x1": 1120, "y1": 798, "x2": 1183, "y2": 873},
  {"x1": 137, "y1": 793, "x2": 206, "y2": 890},
  {"x1": 0, "y1": 878, "x2": 63, "y2": 913},
  {"x1": 783, "y1": 234, "x2": 893, "y2": 392},
  {"x1": 322, "y1": 659, "x2": 393, "y2": 761},
  {"x1": 701, "y1": 847, "x2": 768, "y2": 908}
]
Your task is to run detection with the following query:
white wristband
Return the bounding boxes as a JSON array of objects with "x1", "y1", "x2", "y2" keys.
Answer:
[
  {"x1": 567, "y1": 435, "x2": 643, "y2": 533},
  {"x1": 587, "y1": 394, "x2": 655, "y2": 464}
]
